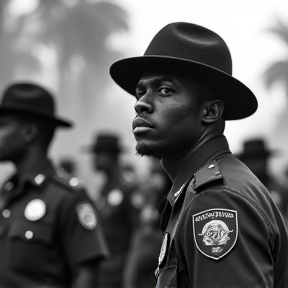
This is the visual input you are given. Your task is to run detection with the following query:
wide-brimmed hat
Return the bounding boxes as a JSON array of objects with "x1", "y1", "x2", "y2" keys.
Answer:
[
  {"x1": 82, "y1": 134, "x2": 124, "y2": 154},
  {"x1": 0, "y1": 82, "x2": 72, "y2": 127},
  {"x1": 237, "y1": 139, "x2": 278, "y2": 160},
  {"x1": 110, "y1": 22, "x2": 258, "y2": 120}
]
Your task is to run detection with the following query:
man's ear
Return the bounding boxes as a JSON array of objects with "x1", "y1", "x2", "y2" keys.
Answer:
[
  {"x1": 21, "y1": 123, "x2": 37, "y2": 143},
  {"x1": 202, "y1": 100, "x2": 224, "y2": 124}
]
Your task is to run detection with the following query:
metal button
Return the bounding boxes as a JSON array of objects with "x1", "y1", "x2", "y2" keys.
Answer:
[
  {"x1": 25, "y1": 231, "x2": 33, "y2": 240},
  {"x1": 35, "y1": 174, "x2": 45, "y2": 185},
  {"x1": 215, "y1": 171, "x2": 220, "y2": 175},
  {"x1": 69, "y1": 177, "x2": 79, "y2": 187},
  {"x1": 208, "y1": 164, "x2": 215, "y2": 169},
  {"x1": 2, "y1": 209, "x2": 11, "y2": 218}
]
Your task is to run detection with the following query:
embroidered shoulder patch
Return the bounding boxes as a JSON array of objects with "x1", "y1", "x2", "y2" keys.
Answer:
[
  {"x1": 76, "y1": 202, "x2": 97, "y2": 230},
  {"x1": 193, "y1": 208, "x2": 238, "y2": 260}
]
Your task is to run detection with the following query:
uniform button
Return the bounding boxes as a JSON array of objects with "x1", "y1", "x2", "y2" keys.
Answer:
[
  {"x1": 215, "y1": 171, "x2": 220, "y2": 175},
  {"x1": 4, "y1": 182, "x2": 14, "y2": 191},
  {"x1": 208, "y1": 164, "x2": 215, "y2": 169},
  {"x1": 2, "y1": 209, "x2": 11, "y2": 218},
  {"x1": 34, "y1": 174, "x2": 45, "y2": 185},
  {"x1": 69, "y1": 177, "x2": 79, "y2": 187},
  {"x1": 25, "y1": 231, "x2": 33, "y2": 240}
]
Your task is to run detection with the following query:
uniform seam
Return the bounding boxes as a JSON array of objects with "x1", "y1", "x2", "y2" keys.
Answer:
[{"x1": 199, "y1": 187, "x2": 274, "y2": 235}]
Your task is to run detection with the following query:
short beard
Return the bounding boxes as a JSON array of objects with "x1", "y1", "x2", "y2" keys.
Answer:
[{"x1": 135, "y1": 144, "x2": 161, "y2": 159}]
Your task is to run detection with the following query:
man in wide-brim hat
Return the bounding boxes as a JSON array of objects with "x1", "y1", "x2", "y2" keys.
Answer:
[
  {"x1": 110, "y1": 22, "x2": 288, "y2": 288},
  {"x1": 83, "y1": 132, "x2": 139, "y2": 288},
  {"x1": 237, "y1": 138, "x2": 288, "y2": 226},
  {"x1": 0, "y1": 82, "x2": 108, "y2": 288}
]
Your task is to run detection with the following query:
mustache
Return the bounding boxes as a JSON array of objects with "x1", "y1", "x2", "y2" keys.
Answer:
[{"x1": 132, "y1": 114, "x2": 154, "y2": 130}]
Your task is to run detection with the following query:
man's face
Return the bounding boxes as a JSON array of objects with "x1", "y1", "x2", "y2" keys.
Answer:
[
  {"x1": 93, "y1": 151, "x2": 117, "y2": 172},
  {"x1": 0, "y1": 113, "x2": 26, "y2": 161},
  {"x1": 133, "y1": 71, "x2": 205, "y2": 158}
]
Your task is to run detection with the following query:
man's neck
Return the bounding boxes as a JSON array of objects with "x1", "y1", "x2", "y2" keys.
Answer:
[
  {"x1": 14, "y1": 149, "x2": 48, "y2": 184},
  {"x1": 161, "y1": 132, "x2": 221, "y2": 181}
]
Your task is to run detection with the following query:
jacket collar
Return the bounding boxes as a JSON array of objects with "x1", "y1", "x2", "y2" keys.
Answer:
[
  {"x1": 2, "y1": 159, "x2": 55, "y2": 193},
  {"x1": 167, "y1": 135, "x2": 230, "y2": 206}
]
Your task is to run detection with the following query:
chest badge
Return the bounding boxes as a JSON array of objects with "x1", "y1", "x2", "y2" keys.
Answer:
[
  {"x1": 107, "y1": 189, "x2": 123, "y2": 206},
  {"x1": 76, "y1": 202, "x2": 97, "y2": 230},
  {"x1": 24, "y1": 199, "x2": 46, "y2": 221},
  {"x1": 193, "y1": 208, "x2": 238, "y2": 260},
  {"x1": 158, "y1": 232, "x2": 169, "y2": 266}
]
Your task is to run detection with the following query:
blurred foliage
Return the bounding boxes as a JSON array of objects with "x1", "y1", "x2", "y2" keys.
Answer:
[
  {"x1": 0, "y1": 0, "x2": 129, "y2": 107},
  {"x1": 264, "y1": 19, "x2": 288, "y2": 99}
]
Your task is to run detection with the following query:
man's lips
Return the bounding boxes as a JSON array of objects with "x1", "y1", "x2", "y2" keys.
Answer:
[{"x1": 132, "y1": 117, "x2": 154, "y2": 133}]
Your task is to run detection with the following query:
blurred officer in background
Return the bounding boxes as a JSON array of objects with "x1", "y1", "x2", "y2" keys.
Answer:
[
  {"x1": 237, "y1": 138, "x2": 288, "y2": 227},
  {"x1": 84, "y1": 133, "x2": 139, "y2": 288},
  {"x1": 110, "y1": 22, "x2": 288, "y2": 288},
  {"x1": 0, "y1": 83, "x2": 108, "y2": 288},
  {"x1": 124, "y1": 157, "x2": 172, "y2": 288}
]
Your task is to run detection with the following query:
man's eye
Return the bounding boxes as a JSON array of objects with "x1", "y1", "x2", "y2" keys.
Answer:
[
  {"x1": 159, "y1": 88, "x2": 172, "y2": 96},
  {"x1": 135, "y1": 90, "x2": 145, "y2": 99}
]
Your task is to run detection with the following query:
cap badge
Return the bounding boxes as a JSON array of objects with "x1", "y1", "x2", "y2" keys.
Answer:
[
  {"x1": 24, "y1": 199, "x2": 46, "y2": 221},
  {"x1": 193, "y1": 208, "x2": 238, "y2": 260},
  {"x1": 76, "y1": 202, "x2": 97, "y2": 230}
]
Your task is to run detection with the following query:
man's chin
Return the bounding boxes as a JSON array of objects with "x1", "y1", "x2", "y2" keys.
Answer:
[{"x1": 135, "y1": 144, "x2": 161, "y2": 159}]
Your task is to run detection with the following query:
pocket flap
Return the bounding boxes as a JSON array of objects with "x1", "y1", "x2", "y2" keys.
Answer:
[{"x1": 9, "y1": 221, "x2": 53, "y2": 245}]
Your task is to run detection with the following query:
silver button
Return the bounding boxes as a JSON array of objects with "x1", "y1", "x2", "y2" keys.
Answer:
[
  {"x1": 215, "y1": 171, "x2": 220, "y2": 175},
  {"x1": 25, "y1": 231, "x2": 33, "y2": 240},
  {"x1": 34, "y1": 174, "x2": 45, "y2": 185},
  {"x1": 69, "y1": 177, "x2": 79, "y2": 187},
  {"x1": 2, "y1": 209, "x2": 11, "y2": 218},
  {"x1": 208, "y1": 164, "x2": 215, "y2": 169}
]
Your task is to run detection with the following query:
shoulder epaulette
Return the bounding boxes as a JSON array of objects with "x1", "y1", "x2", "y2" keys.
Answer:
[
  {"x1": 52, "y1": 171, "x2": 84, "y2": 192},
  {"x1": 194, "y1": 160, "x2": 223, "y2": 191}
]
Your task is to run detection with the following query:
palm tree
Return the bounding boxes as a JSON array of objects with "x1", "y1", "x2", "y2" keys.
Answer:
[
  {"x1": 264, "y1": 19, "x2": 288, "y2": 96},
  {"x1": 263, "y1": 18, "x2": 288, "y2": 179}
]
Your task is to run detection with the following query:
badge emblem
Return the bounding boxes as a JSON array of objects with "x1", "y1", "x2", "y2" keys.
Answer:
[
  {"x1": 193, "y1": 208, "x2": 238, "y2": 260},
  {"x1": 158, "y1": 232, "x2": 169, "y2": 266},
  {"x1": 76, "y1": 202, "x2": 97, "y2": 230},
  {"x1": 24, "y1": 199, "x2": 46, "y2": 221},
  {"x1": 107, "y1": 189, "x2": 123, "y2": 206}
]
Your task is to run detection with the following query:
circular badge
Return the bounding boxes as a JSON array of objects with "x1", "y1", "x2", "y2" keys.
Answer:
[
  {"x1": 107, "y1": 189, "x2": 123, "y2": 206},
  {"x1": 24, "y1": 199, "x2": 46, "y2": 221},
  {"x1": 76, "y1": 202, "x2": 97, "y2": 230}
]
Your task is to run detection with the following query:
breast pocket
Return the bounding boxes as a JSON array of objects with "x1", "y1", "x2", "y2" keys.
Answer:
[{"x1": 8, "y1": 220, "x2": 54, "y2": 273}]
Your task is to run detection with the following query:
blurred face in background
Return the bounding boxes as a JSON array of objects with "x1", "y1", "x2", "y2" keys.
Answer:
[
  {"x1": 0, "y1": 113, "x2": 26, "y2": 162},
  {"x1": 93, "y1": 151, "x2": 118, "y2": 172}
]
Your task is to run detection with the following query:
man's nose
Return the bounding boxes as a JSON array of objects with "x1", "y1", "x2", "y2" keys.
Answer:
[{"x1": 134, "y1": 95, "x2": 153, "y2": 114}]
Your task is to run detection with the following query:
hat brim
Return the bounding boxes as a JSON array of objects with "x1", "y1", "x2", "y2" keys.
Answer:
[
  {"x1": 0, "y1": 104, "x2": 73, "y2": 128},
  {"x1": 110, "y1": 56, "x2": 258, "y2": 120},
  {"x1": 81, "y1": 145, "x2": 124, "y2": 154},
  {"x1": 236, "y1": 150, "x2": 279, "y2": 160}
]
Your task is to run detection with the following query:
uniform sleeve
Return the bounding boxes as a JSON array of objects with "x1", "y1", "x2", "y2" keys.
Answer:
[
  {"x1": 179, "y1": 188, "x2": 277, "y2": 288},
  {"x1": 59, "y1": 188, "x2": 109, "y2": 266}
]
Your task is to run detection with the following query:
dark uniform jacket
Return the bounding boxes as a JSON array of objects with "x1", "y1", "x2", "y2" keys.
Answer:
[
  {"x1": 96, "y1": 170, "x2": 138, "y2": 288},
  {"x1": 0, "y1": 160, "x2": 108, "y2": 288},
  {"x1": 156, "y1": 136, "x2": 288, "y2": 288}
]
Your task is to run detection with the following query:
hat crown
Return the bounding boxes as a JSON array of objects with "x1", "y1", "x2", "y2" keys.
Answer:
[
  {"x1": 2, "y1": 83, "x2": 55, "y2": 114},
  {"x1": 145, "y1": 22, "x2": 232, "y2": 75},
  {"x1": 243, "y1": 139, "x2": 268, "y2": 154},
  {"x1": 93, "y1": 134, "x2": 122, "y2": 153}
]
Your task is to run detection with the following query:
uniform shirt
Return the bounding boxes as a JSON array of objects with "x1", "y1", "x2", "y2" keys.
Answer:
[
  {"x1": 0, "y1": 159, "x2": 108, "y2": 288},
  {"x1": 156, "y1": 136, "x2": 288, "y2": 288},
  {"x1": 96, "y1": 170, "x2": 139, "y2": 288}
]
